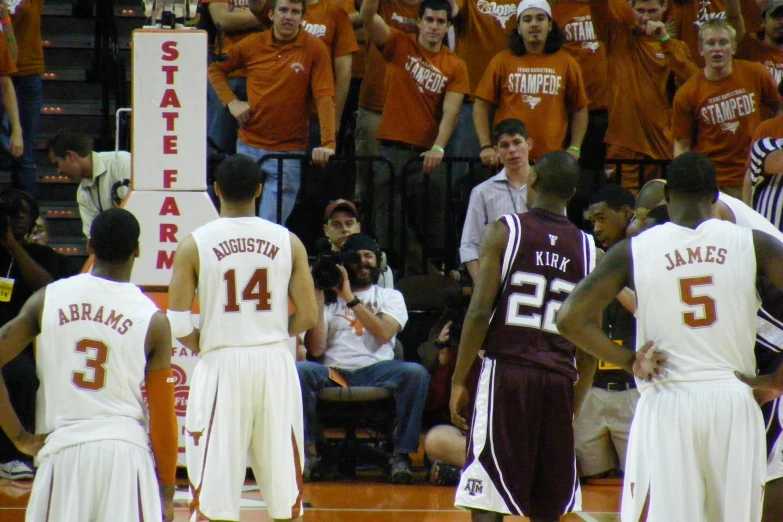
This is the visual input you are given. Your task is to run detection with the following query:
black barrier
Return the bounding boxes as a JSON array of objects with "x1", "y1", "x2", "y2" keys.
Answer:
[
  {"x1": 400, "y1": 156, "x2": 487, "y2": 275},
  {"x1": 604, "y1": 158, "x2": 671, "y2": 192}
]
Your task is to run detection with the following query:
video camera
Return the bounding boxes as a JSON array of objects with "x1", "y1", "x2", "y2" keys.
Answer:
[{"x1": 311, "y1": 249, "x2": 362, "y2": 291}]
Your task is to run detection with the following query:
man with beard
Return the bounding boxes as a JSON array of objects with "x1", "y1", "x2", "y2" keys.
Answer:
[
  {"x1": 299, "y1": 233, "x2": 429, "y2": 483},
  {"x1": 672, "y1": 19, "x2": 780, "y2": 198}
]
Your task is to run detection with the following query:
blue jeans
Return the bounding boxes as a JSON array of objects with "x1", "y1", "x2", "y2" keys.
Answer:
[
  {"x1": 6, "y1": 75, "x2": 42, "y2": 198},
  {"x1": 236, "y1": 141, "x2": 305, "y2": 224},
  {"x1": 297, "y1": 359, "x2": 430, "y2": 455},
  {"x1": 444, "y1": 101, "x2": 481, "y2": 188},
  {"x1": 207, "y1": 77, "x2": 246, "y2": 155}
]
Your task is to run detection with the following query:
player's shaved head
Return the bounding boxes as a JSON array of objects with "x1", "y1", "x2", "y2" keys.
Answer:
[
  {"x1": 214, "y1": 155, "x2": 262, "y2": 203},
  {"x1": 531, "y1": 150, "x2": 581, "y2": 199},
  {"x1": 666, "y1": 152, "x2": 719, "y2": 198},
  {"x1": 89, "y1": 208, "x2": 140, "y2": 263},
  {"x1": 635, "y1": 179, "x2": 667, "y2": 211}
]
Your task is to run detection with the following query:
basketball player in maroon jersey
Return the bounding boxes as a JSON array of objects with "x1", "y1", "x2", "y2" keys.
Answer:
[{"x1": 451, "y1": 150, "x2": 598, "y2": 521}]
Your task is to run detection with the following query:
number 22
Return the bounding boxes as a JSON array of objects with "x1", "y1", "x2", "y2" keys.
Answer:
[{"x1": 505, "y1": 271, "x2": 575, "y2": 333}]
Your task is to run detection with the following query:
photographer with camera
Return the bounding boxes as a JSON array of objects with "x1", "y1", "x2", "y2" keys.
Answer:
[
  {"x1": 46, "y1": 128, "x2": 131, "y2": 239},
  {"x1": 0, "y1": 189, "x2": 76, "y2": 480},
  {"x1": 418, "y1": 289, "x2": 480, "y2": 487},
  {"x1": 299, "y1": 232, "x2": 429, "y2": 483},
  {"x1": 321, "y1": 199, "x2": 393, "y2": 288}
]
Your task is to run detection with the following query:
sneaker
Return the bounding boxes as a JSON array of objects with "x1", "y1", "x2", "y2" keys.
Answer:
[
  {"x1": 388, "y1": 454, "x2": 413, "y2": 484},
  {"x1": 0, "y1": 461, "x2": 34, "y2": 481},
  {"x1": 428, "y1": 460, "x2": 461, "y2": 486},
  {"x1": 302, "y1": 453, "x2": 321, "y2": 483}
]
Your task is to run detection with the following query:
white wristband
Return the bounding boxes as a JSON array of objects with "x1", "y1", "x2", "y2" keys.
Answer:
[{"x1": 167, "y1": 309, "x2": 195, "y2": 338}]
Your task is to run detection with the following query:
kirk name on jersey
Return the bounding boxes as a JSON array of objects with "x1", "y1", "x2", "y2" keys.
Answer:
[
  {"x1": 57, "y1": 303, "x2": 134, "y2": 335},
  {"x1": 211, "y1": 237, "x2": 281, "y2": 261},
  {"x1": 664, "y1": 245, "x2": 727, "y2": 271},
  {"x1": 535, "y1": 250, "x2": 571, "y2": 272}
]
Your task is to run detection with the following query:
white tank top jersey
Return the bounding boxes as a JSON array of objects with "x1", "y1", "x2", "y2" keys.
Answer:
[
  {"x1": 37, "y1": 273, "x2": 160, "y2": 455},
  {"x1": 631, "y1": 220, "x2": 759, "y2": 389},
  {"x1": 719, "y1": 192, "x2": 783, "y2": 242},
  {"x1": 191, "y1": 217, "x2": 292, "y2": 354}
]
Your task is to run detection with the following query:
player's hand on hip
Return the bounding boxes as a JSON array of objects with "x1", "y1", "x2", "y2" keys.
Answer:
[
  {"x1": 735, "y1": 371, "x2": 783, "y2": 405},
  {"x1": 13, "y1": 431, "x2": 47, "y2": 456},
  {"x1": 227, "y1": 100, "x2": 251, "y2": 126},
  {"x1": 632, "y1": 341, "x2": 666, "y2": 381},
  {"x1": 311, "y1": 147, "x2": 335, "y2": 167},
  {"x1": 479, "y1": 147, "x2": 498, "y2": 167},
  {"x1": 449, "y1": 382, "x2": 470, "y2": 431},
  {"x1": 421, "y1": 148, "x2": 444, "y2": 174}
]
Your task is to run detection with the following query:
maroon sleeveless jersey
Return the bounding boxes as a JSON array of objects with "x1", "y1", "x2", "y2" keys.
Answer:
[{"x1": 482, "y1": 209, "x2": 597, "y2": 381}]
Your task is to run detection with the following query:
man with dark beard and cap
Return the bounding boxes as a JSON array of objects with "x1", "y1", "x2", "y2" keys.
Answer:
[{"x1": 299, "y1": 233, "x2": 429, "y2": 484}]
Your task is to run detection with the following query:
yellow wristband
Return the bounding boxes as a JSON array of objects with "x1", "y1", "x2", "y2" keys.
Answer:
[
  {"x1": 567, "y1": 146, "x2": 581, "y2": 154},
  {"x1": 659, "y1": 34, "x2": 671, "y2": 43},
  {"x1": 431, "y1": 145, "x2": 445, "y2": 153}
]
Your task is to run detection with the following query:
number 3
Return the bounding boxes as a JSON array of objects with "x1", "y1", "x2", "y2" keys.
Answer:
[
  {"x1": 72, "y1": 339, "x2": 109, "y2": 391},
  {"x1": 679, "y1": 276, "x2": 717, "y2": 328}
]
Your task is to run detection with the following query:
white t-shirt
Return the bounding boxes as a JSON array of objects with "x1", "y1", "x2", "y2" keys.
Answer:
[{"x1": 322, "y1": 285, "x2": 408, "y2": 371}]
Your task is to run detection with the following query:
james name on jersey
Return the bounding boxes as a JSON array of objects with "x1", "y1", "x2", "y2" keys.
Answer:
[{"x1": 663, "y1": 245, "x2": 728, "y2": 271}]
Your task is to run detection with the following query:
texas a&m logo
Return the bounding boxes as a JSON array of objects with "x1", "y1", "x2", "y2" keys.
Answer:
[{"x1": 464, "y1": 478, "x2": 484, "y2": 496}]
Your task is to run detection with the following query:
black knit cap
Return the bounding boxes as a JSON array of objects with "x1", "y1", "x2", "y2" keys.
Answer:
[{"x1": 341, "y1": 233, "x2": 380, "y2": 261}]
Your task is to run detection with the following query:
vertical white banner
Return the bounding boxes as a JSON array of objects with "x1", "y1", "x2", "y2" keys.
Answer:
[{"x1": 131, "y1": 30, "x2": 207, "y2": 191}]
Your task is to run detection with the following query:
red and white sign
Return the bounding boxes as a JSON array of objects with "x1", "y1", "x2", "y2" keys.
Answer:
[
  {"x1": 131, "y1": 30, "x2": 207, "y2": 191},
  {"x1": 123, "y1": 191, "x2": 219, "y2": 286}
]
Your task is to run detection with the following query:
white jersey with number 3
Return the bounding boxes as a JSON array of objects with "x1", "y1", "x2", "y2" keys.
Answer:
[
  {"x1": 631, "y1": 220, "x2": 759, "y2": 389},
  {"x1": 192, "y1": 217, "x2": 292, "y2": 354},
  {"x1": 37, "y1": 273, "x2": 160, "y2": 457}
]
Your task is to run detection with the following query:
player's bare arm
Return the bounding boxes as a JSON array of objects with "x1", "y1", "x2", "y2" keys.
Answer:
[
  {"x1": 558, "y1": 240, "x2": 649, "y2": 374},
  {"x1": 764, "y1": 149, "x2": 783, "y2": 175},
  {"x1": 333, "y1": 264, "x2": 401, "y2": 344},
  {"x1": 144, "y1": 311, "x2": 177, "y2": 522},
  {"x1": 359, "y1": 0, "x2": 391, "y2": 47},
  {"x1": 0, "y1": 288, "x2": 46, "y2": 456},
  {"x1": 450, "y1": 220, "x2": 507, "y2": 430},
  {"x1": 167, "y1": 235, "x2": 201, "y2": 353},
  {"x1": 288, "y1": 232, "x2": 318, "y2": 337},
  {"x1": 303, "y1": 288, "x2": 328, "y2": 357}
]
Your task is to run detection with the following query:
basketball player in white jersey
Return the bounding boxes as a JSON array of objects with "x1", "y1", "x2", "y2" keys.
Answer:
[
  {"x1": 167, "y1": 155, "x2": 318, "y2": 522},
  {"x1": 558, "y1": 152, "x2": 783, "y2": 522},
  {"x1": 0, "y1": 208, "x2": 178, "y2": 522}
]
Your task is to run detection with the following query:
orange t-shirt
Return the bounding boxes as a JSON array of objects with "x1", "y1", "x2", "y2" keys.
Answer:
[
  {"x1": 0, "y1": 34, "x2": 17, "y2": 76},
  {"x1": 375, "y1": 30, "x2": 470, "y2": 149},
  {"x1": 208, "y1": 29, "x2": 336, "y2": 150},
  {"x1": 303, "y1": 0, "x2": 359, "y2": 58},
  {"x1": 358, "y1": 0, "x2": 420, "y2": 112},
  {"x1": 336, "y1": 0, "x2": 367, "y2": 78},
  {"x1": 552, "y1": 0, "x2": 607, "y2": 111},
  {"x1": 474, "y1": 49, "x2": 588, "y2": 162},
  {"x1": 591, "y1": 0, "x2": 698, "y2": 159},
  {"x1": 12, "y1": 0, "x2": 43, "y2": 76},
  {"x1": 753, "y1": 114, "x2": 783, "y2": 142},
  {"x1": 202, "y1": 0, "x2": 270, "y2": 78},
  {"x1": 736, "y1": 33, "x2": 783, "y2": 89},
  {"x1": 672, "y1": 60, "x2": 781, "y2": 187},
  {"x1": 670, "y1": 0, "x2": 761, "y2": 68},
  {"x1": 452, "y1": 0, "x2": 517, "y2": 98}
]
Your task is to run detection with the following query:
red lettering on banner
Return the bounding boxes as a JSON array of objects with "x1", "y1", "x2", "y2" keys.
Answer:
[
  {"x1": 161, "y1": 65, "x2": 179, "y2": 84},
  {"x1": 163, "y1": 170, "x2": 178, "y2": 189},
  {"x1": 163, "y1": 135, "x2": 178, "y2": 154},
  {"x1": 160, "y1": 197, "x2": 181, "y2": 215},
  {"x1": 156, "y1": 250, "x2": 175, "y2": 269},
  {"x1": 161, "y1": 41, "x2": 179, "y2": 61},
  {"x1": 160, "y1": 89, "x2": 181, "y2": 108},
  {"x1": 160, "y1": 223, "x2": 179, "y2": 243},
  {"x1": 161, "y1": 112, "x2": 179, "y2": 131}
]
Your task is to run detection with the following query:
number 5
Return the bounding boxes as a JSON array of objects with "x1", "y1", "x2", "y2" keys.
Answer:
[{"x1": 679, "y1": 276, "x2": 717, "y2": 328}]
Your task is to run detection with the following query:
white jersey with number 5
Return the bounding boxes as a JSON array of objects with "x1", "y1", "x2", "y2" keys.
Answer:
[
  {"x1": 37, "y1": 273, "x2": 160, "y2": 457},
  {"x1": 191, "y1": 217, "x2": 292, "y2": 354},
  {"x1": 631, "y1": 219, "x2": 759, "y2": 390}
]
